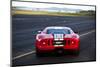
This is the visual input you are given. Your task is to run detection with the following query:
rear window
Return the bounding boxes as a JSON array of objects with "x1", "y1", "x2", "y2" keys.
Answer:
[{"x1": 46, "y1": 29, "x2": 71, "y2": 34}]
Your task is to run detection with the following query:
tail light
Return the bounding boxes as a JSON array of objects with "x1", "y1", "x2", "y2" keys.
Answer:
[
  {"x1": 71, "y1": 40, "x2": 75, "y2": 45},
  {"x1": 41, "y1": 39, "x2": 51, "y2": 46},
  {"x1": 67, "y1": 40, "x2": 75, "y2": 45},
  {"x1": 42, "y1": 41, "x2": 47, "y2": 45}
]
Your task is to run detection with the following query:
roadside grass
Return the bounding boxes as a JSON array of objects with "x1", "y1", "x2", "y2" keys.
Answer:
[{"x1": 12, "y1": 10, "x2": 92, "y2": 16}]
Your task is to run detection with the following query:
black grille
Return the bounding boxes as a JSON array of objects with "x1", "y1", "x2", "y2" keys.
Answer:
[{"x1": 53, "y1": 40, "x2": 65, "y2": 45}]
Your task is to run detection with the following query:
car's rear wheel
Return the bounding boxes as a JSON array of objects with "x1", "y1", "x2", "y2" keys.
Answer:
[
  {"x1": 74, "y1": 44, "x2": 80, "y2": 55},
  {"x1": 36, "y1": 48, "x2": 46, "y2": 57},
  {"x1": 73, "y1": 49, "x2": 80, "y2": 55},
  {"x1": 36, "y1": 49, "x2": 42, "y2": 57},
  {"x1": 36, "y1": 52, "x2": 42, "y2": 57}
]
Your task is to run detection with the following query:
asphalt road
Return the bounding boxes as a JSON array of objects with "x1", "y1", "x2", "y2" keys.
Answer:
[{"x1": 12, "y1": 15, "x2": 96, "y2": 66}]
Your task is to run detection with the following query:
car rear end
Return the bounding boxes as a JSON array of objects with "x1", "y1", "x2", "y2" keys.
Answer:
[{"x1": 36, "y1": 33, "x2": 80, "y2": 55}]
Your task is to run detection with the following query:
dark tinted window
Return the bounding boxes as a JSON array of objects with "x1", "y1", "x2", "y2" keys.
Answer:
[{"x1": 47, "y1": 29, "x2": 71, "y2": 34}]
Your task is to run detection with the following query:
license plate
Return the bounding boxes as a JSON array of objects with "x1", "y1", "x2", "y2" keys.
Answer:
[{"x1": 54, "y1": 45, "x2": 64, "y2": 47}]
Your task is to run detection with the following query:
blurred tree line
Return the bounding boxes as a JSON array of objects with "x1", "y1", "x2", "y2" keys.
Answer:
[{"x1": 79, "y1": 10, "x2": 96, "y2": 16}]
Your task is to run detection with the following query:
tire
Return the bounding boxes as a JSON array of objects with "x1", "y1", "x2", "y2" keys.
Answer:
[
  {"x1": 36, "y1": 52, "x2": 42, "y2": 57},
  {"x1": 73, "y1": 49, "x2": 80, "y2": 55},
  {"x1": 74, "y1": 43, "x2": 80, "y2": 55},
  {"x1": 36, "y1": 49, "x2": 42, "y2": 57},
  {"x1": 36, "y1": 48, "x2": 46, "y2": 57}
]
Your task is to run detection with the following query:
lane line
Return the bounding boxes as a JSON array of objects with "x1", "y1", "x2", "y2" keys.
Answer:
[
  {"x1": 13, "y1": 51, "x2": 35, "y2": 60},
  {"x1": 80, "y1": 30, "x2": 95, "y2": 37},
  {"x1": 12, "y1": 30, "x2": 95, "y2": 60}
]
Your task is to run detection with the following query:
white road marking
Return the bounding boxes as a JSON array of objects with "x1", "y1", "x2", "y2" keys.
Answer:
[
  {"x1": 12, "y1": 30, "x2": 95, "y2": 60},
  {"x1": 80, "y1": 30, "x2": 95, "y2": 37},
  {"x1": 13, "y1": 51, "x2": 35, "y2": 60}
]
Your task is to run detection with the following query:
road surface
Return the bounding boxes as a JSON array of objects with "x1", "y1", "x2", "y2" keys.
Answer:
[{"x1": 12, "y1": 15, "x2": 96, "y2": 66}]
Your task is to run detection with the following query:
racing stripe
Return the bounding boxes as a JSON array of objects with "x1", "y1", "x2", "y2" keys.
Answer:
[{"x1": 54, "y1": 34, "x2": 64, "y2": 40}]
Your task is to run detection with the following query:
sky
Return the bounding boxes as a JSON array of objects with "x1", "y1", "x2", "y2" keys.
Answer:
[{"x1": 12, "y1": 0, "x2": 95, "y2": 11}]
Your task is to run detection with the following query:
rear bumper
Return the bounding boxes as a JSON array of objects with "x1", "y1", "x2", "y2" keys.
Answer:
[
  {"x1": 36, "y1": 38, "x2": 80, "y2": 53},
  {"x1": 36, "y1": 45, "x2": 79, "y2": 53}
]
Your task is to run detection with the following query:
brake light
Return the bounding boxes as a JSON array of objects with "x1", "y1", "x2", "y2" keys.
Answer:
[
  {"x1": 71, "y1": 40, "x2": 75, "y2": 45},
  {"x1": 42, "y1": 41, "x2": 46, "y2": 45},
  {"x1": 66, "y1": 39, "x2": 75, "y2": 45},
  {"x1": 41, "y1": 40, "x2": 48, "y2": 45}
]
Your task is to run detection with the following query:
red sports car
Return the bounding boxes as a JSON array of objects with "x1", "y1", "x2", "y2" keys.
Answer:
[{"x1": 35, "y1": 26, "x2": 80, "y2": 56}]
